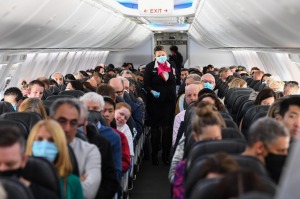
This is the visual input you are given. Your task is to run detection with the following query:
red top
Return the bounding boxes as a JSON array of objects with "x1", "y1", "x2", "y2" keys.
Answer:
[{"x1": 113, "y1": 128, "x2": 131, "y2": 173}]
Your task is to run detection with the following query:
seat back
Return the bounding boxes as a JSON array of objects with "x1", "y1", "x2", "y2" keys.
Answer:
[
  {"x1": 0, "y1": 119, "x2": 28, "y2": 139},
  {"x1": 22, "y1": 157, "x2": 61, "y2": 198},
  {"x1": 187, "y1": 140, "x2": 246, "y2": 170},
  {"x1": 46, "y1": 95, "x2": 75, "y2": 101},
  {"x1": 58, "y1": 90, "x2": 85, "y2": 98},
  {"x1": 224, "y1": 88, "x2": 254, "y2": 112},
  {"x1": 236, "y1": 100, "x2": 255, "y2": 126},
  {"x1": 231, "y1": 95, "x2": 251, "y2": 122},
  {"x1": 237, "y1": 191, "x2": 272, "y2": 199},
  {"x1": 249, "y1": 80, "x2": 260, "y2": 89},
  {"x1": 88, "y1": 111, "x2": 108, "y2": 126},
  {"x1": 1, "y1": 112, "x2": 42, "y2": 133},
  {"x1": 253, "y1": 81, "x2": 262, "y2": 91},
  {"x1": 258, "y1": 83, "x2": 267, "y2": 91},
  {"x1": 233, "y1": 155, "x2": 268, "y2": 176},
  {"x1": 189, "y1": 178, "x2": 220, "y2": 199},
  {"x1": 49, "y1": 86, "x2": 61, "y2": 95},
  {"x1": 0, "y1": 177, "x2": 35, "y2": 199},
  {"x1": 42, "y1": 89, "x2": 53, "y2": 100},
  {"x1": 241, "y1": 105, "x2": 270, "y2": 138},
  {"x1": 0, "y1": 101, "x2": 15, "y2": 115},
  {"x1": 224, "y1": 118, "x2": 238, "y2": 129},
  {"x1": 222, "y1": 128, "x2": 245, "y2": 141}
]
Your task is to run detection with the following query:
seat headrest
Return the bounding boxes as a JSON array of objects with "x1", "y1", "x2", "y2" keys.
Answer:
[
  {"x1": 58, "y1": 90, "x2": 85, "y2": 98},
  {"x1": 233, "y1": 155, "x2": 268, "y2": 176},
  {"x1": 0, "y1": 101, "x2": 15, "y2": 115},
  {"x1": 0, "y1": 177, "x2": 34, "y2": 199},
  {"x1": 189, "y1": 178, "x2": 221, "y2": 199},
  {"x1": 0, "y1": 119, "x2": 28, "y2": 138},
  {"x1": 22, "y1": 157, "x2": 60, "y2": 198},
  {"x1": 46, "y1": 95, "x2": 75, "y2": 101}
]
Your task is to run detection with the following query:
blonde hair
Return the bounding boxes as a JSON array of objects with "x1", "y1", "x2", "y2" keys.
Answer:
[
  {"x1": 18, "y1": 98, "x2": 47, "y2": 119},
  {"x1": 116, "y1": 102, "x2": 132, "y2": 113},
  {"x1": 26, "y1": 120, "x2": 73, "y2": 178},
  {"x1": 267, "y1": 98, "x2": 285, "y2": 118},
  {"x1": 228, "y1": 78, "x2": 247, "y2": 89}
]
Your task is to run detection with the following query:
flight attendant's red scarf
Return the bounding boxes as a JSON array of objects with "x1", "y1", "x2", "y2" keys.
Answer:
[{"x1": 156, "y1": 61, "x2": 171, "y2": 81}]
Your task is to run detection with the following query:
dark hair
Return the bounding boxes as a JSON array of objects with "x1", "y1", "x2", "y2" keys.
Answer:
[
  {"x1": 251, "y1": 67, "x2": 260, "y2": 71},
  {"x1": 4, "y1": 87, "x2": 23, "y2": 103},
  {"x1": 181, "y1": 68, "x2": 189, "y2": 72},
  {"x1": 49, "y1": 79, "x2": 59, "y2": 87},
  {"x1": 279, "y1": 96, "x2": 300, "y2": 117},
  {"x1": 28, "y1": 80, "x2": 45, "y2": 89},
  {"x1": 79, "y1": 71, "x2": 89, "y2": 78},
  {"x1": 199, "y1": 153, "x2": 239, "y2": 179},
  {"x1": 170, "y1": 45, "x2": 178, "y2": 52},
  {"x1": 68, "y1": 80, "x2": 84, "y2": 91},
  {"x1": 0, "y1": 125, "x2": 25, "y2": 153},
  {"x1": 192, "y1": 101, "x2": 225, "y2": 136},
  {"x1": 65, "y1": 74, "x2": 76, "y2": 81},
  {"x1": 197, "y1": 93, "x2": 225, "y2": 111},
  {"x1": 216, "y1": 170, "x2": 265, "y2": 199},
  {"x1": 103, "y1": 96, "x2": 116, "y2": 110},
  {"x1": 49, "y1": 98, "x2": 81, "y2": 117},
  {"x1": 198, "y1": 88, "x2": 216, "y2": 98},
  {"x1": 247, "y1": 117, "x2": 289, "y2": 147},
  {"x1": 254, "y1": 88, "x2": 276, "y2": 105},
  {"x1": 260, "y1": 73, "x2": 271, "y2": 83},
  {"x1": 94, "y1": 66, "x2": 104, "y2": 73},
  {"x1": 154, "y1": 46, "x2": 165, "y2": 55},
  {"x1": 97, "y1": 84, "x2": 115, "y2": 100},
  {"x1": 82, "y1": 82, "x2": 96, "y2": 92}
]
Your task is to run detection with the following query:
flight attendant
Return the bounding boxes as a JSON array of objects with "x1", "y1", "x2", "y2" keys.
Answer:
[{"x1": 144, "y1": 45, "x2": 176, "y2": 165}]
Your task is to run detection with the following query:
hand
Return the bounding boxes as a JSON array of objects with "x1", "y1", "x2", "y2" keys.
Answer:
[
  {"x1": 80, "y1": 174, "x2": 87, "y2": 182},
  {"x1": 151, "y1": 90, "x2": 160, "y2": 98}
]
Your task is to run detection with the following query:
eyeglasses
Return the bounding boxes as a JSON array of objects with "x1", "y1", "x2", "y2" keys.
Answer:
[
  {"x1": 202, "y1": 80, "x2": 215, "y2": 84},
  {"x1": 115, "y1": 90, "x2": 124, "y2": 96}
]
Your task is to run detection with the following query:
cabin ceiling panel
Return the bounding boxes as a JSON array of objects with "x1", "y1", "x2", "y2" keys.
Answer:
[
  {"x1": 189, "y1": 0, "x2": 300, "y2": 51},
  {"x1": 0, "y1": 0, "x2": 152, "y2": 50}
]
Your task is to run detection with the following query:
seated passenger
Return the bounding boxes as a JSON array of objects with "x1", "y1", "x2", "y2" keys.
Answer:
[
  {"x1": 26, "y1": 120, "x2": 84, "y2": 199},
  {"x1": 253, "y1": 70, "x2": 265, "y2": 81},
  {"x1": 242, "y1": 117, "x2": 290, "y2": 183},
  {"x1": 254, "y1": 88, "x2": 277, "y2": 105},
  {"x1": 51, "y1": 72, "x2": 64, "y2": 85},
  {"x1": 267, "y1": 98, "x2": 285, "y2": 120},
  {"x1": 25, "y1": 80, "x2": 45, "y2": 99},
  {"x1": 276, "y1": 96, "x2": 300, "y2": 141},
  {"x1": 283, "y1": 81, "x2": 299, "y2": 96},
  {"x1": 219, "y1": 68, "x2": 233, "y2": 82},
  {"x1": 197, "y1": 93, "x2": 226, "y2": 111},
  {"x1": 228, "y1": 78, "x2": 247, "y2": 89},
  {"x1": 66, "y1": 80, "x2": 84, "y2": 92},
  {"x1": 115, "y1": 102, "x2": 134, "y2": 157},
  {"x1": 50, "y1": 98, "x2": 101, "y2": 199},
  {"x1": 0, "y1": 126, "x2": 59, "y2": 199},
  {"x1": 18, "y1": 98, "x2": 47, "y2": 119},
  {"x1": 3, "y1": 87, "x2": 23, "y2": 111}
]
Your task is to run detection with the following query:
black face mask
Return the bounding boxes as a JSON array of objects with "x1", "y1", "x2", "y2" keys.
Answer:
[
  {"x1": 265, "y1": 153, "x2": 287, "y2": 184},
  {"x1": 0, "y1": 168, "x2": 23, "y2": 178}
]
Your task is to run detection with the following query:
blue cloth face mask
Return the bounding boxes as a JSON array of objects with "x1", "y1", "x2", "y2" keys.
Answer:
[
  {"x1": 204, "y1": 83, "x2": 214, "y2": 90},
  {"x1": 156, "y1": 55, "x2": 167, "y2": 64},
  {"x1": 12, "y1": 105, "x2": 17, "y2": 111},
  {"x1": 32, "y1": 140, "x2": 58, "y2": 162}
]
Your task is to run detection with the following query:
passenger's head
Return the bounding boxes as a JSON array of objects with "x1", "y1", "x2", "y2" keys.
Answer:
[
  {"x1": 185, "y1": 74, "x2": 201, "y2": 86},
  {"x1": 66, "y1": 80, "x2": 84, "y2": 92},
  {"x1": 92, "y1": 71, "x2": 102, "y2": 86},
  {"x1": 283, "y1": 81, "x2": 299, "y2": 96},
  {"x1": 229, "y1": 66, "x2": 237, "y2": 73},
  {"x1": 0, "y1": 126, "x2": 27, "y2": 175},
  {"x1": 185, "y1": 83, "x2": 204, "y2": 105},
  {"x1": 109, "y1": 78, "x2": 124, "y2": 98},
  {"x1": 170, "y1": 45, "x2": 178, "y2": 53},
  {"x1": 199, "y1": 153, "x2": 239, "y2": 179},
  {"x1": 96, "y1": 84, "x2": 116, "y2": 101},
  {"x1": 278, "y1": 96, "x2": 300, "y2": 140},
  {"x1": 18, "y1": 98, "x2": 47, "y2": 119},
  {"x1": 201, "y1": 73, "x2": 216, "y2": 90},
  {"x1": 49, "y1": 98, "x2": 81, "y2": 143},
  {"x1": 267, "y1": 98, "x2": 285, "y2": 120},
  {"x1": 51, "y1": 72, "x2": 64, "y2": 85},
  {"x1": 267, "y1": 79, "x2": 284, "y2": 92},
  {"x1": 101, "y1": 96, "x2": 116, "y2": 126},
  {"x1": 254, "y1": 88, "x2": 276, "y2": 105},
  {"x1": 26, "y1": 120, "x2": 72, "y2": 177},
  {"x1": 228, "y1": 78, "x2": 247, "y2": 89},
  {"x1": 180, "y1": 68, "x2": 189, "y2": 81},
  {"x1": 261, "y1": 73, "x2": 271, "y2": 83},
  {"x1": 115, "y1": 102, "x2": 131, "y2": 127},
  {"x1": 253, "y1": 71, "x2": 264, "y2": 81},
  {"x1": 216, "y1": 170, "x2": 265, "y2": 199},
  {"x1": 192, "y1": 101, "x2": 224, "y2": 141},
  {"x1": 219, "y1": 68, "x2": 233, "y2": 82},
  {"x1": 28, "y1": 80, "x2": 45, "y2": 99},
  {"x1": 198, "y1": 93, "x2": 225, "y2": 111},
  {"x1": 250, "y1": 67, "x2": 260, "y2": 75},
  {"x1": 247, "y1": 118, "x2": 290, "y2": 163},
  {"x1": 79, "y1": 92, "x2": 104, "y2": 112},
  {"x1": 4, "y1": 87, "x2": 23, "y2": 110}
]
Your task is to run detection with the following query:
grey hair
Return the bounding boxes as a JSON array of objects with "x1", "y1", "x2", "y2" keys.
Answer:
[
  {"x1": 49, "y1": 98, "x2": 81, "y2": 117},
  {"x1": 79, "y1": 102, "x2": 89, "y2": 119},
  {"x1": 201, "y1": 73, "x2": 216, "y2": 82},
  {"x1": 79, "y1": 92, "x2": 105, "y2": 111},
  {"x1": 186, "y1": 74, "x2": 201, "y2": 81},
  {"x1": 247, "y1": 117, "x2": 289, "y2": 146}
]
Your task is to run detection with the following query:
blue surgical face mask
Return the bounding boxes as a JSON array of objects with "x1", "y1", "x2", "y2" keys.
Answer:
[
  {"x1": 204, "y1": 83, "x2": 214, "y2": 90},
  {"x1": 13, "y1": 105, "x2": 17, "y2": 111},
  {"x1": 32, "y1": 141, "x2": 58, "y2": 163},
  {"x1": 156, "y1": 55, "x2": 167, "y2": 64}
]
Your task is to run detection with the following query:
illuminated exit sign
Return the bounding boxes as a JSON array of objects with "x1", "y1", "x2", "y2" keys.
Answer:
[{"x1": 138, "y1": 0, "x2": 174, "y2": 15}]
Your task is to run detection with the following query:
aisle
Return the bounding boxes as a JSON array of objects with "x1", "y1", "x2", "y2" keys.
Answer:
[{"x1": 130, "y1": 155, "x2": 172, "y2": 199}]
